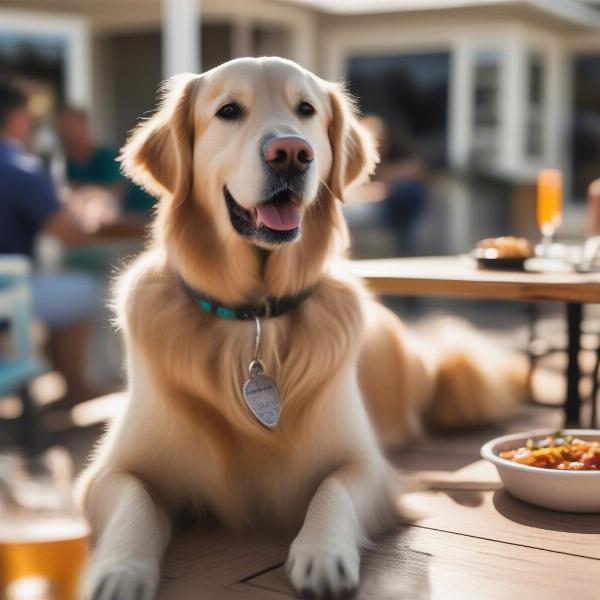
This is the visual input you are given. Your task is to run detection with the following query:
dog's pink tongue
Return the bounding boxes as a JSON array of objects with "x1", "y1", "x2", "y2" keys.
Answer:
[{"x1": 256, "y1": 202, "x2": 301, "y2": 231}]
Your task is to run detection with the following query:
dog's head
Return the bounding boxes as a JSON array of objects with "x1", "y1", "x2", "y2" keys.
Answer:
[{"x1": 121, "y1": 57, "x2": 377, "y2": 249}]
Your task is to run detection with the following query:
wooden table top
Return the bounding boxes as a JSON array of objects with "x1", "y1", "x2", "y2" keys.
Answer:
[
  {"x1": 349, "y1": 256, "x2": 600, "y2": 304},
  {"x1": 156, "y1": 408, "x2": 600, "y2": 599}
]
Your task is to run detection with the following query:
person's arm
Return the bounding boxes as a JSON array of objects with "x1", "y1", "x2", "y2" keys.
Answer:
[
  {"x1": 22, "y1": 165, "x2": 87, "y2": 247},
  {"x1": 42, "y1": 209, "x2": 87, "y2": 247}
]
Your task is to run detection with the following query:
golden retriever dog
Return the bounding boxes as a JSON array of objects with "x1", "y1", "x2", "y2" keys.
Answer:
[{"x1": 80, "y1": 57, "x2": 522, "y2": 599}]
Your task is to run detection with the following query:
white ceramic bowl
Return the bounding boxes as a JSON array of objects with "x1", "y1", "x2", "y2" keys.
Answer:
[{"x1": 481, "y1": 429, "x2": 600, "y2": 513}]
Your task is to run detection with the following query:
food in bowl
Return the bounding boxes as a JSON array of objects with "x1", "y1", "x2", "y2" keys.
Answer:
[
  {"x1": 499, "y1": 431, "x2": 600, "y2": 470},
  {"x1": 481, "y1": 430, "x2": 600, "y2": 512},
  {"x1": 476, "y1": 236, "x2": 533, "y2": 259}
]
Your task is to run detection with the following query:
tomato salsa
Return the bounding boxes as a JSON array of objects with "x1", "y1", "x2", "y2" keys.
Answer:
[{"x1": 499, "y1": 432, "x2": 600, "y2": 470}]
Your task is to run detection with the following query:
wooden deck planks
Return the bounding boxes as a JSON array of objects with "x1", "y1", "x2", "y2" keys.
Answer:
[
  {"x1": 156, "y1": 472, "x2": 600, "y2": 598},
  {"x1": 155, "y1": 407, "x2": 600, "y2": 598},
  {"x1": 157, "y1": 528, "x2": 289, "y2": 598},
  {"x1": 402, "y1": 488, "x2": 600, "y2": 559},
  {"x1": 242, "y1": 526, "x2": 600, "y2": 599}
]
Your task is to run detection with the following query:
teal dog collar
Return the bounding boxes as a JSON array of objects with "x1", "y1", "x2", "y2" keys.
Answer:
[{"x1": 182, "y1": 281, "x2": 313, "y2": 320}]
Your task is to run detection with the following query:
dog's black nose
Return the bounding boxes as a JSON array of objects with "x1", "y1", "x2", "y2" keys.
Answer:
[{"x1": 263, "y1": 136, "x2": 314, "y2": 176}]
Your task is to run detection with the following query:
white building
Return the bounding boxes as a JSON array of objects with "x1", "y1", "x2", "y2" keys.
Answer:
[{"x1": 2, "y1": 0, "x2": 600, "y2": 246}]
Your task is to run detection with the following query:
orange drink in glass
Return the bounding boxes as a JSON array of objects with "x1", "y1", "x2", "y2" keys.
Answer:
[
  {"x1": 0, "y1": 516, "x2": 89, "y2": 600},
  {"x1": 537, "y1": 169, "x2": 563, "y2": 250},
  {"x1": 0, "y1": 449, "x2": 89, "y2": 600}
]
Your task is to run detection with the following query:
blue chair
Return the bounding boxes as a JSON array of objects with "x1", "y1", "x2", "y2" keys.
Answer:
[{"x1": 0, "y1": 255, "x2": 46, "y2": 452}]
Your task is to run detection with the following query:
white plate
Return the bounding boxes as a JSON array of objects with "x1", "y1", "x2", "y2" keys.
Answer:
[{"x1": 481, "y1": 430, "x2": 600, "y2": 513}]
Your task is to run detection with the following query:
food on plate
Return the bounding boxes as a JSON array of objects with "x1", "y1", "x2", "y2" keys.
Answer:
[
  {"x1": 499, "y1": 431, "x2": 600, "y2": 470},
  {"x1": 476, "y1": 236, "x2": 533, "y2": 259}
]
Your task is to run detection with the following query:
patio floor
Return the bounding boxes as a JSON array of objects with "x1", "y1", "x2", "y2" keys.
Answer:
[
  {"x1": 34, "y1": 294, "x2": 596, "y2": 599},
  {"x1": 62, "y1": 403, "x2": 600, "y2": 599}
]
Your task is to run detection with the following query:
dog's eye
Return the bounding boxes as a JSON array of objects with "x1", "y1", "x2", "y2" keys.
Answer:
[
  {"x1": 216, "y1": 102, "x2": 244, "y2": 121},
  {"x1": 297, "y1": 101, "x2": 316, "y2": 117}
]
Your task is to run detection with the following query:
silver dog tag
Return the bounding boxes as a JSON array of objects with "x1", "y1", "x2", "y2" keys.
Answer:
[{"x1": 243, "y1": 360, "x2": 280, "y2": 428}]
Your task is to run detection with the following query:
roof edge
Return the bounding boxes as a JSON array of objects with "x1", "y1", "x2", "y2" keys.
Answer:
[
  {"x1": 280, "y1": 0, "x2": 600, "y2": 26},
  {"x1": 527, "y1": 0, "x2": 600, "y2": 27}
]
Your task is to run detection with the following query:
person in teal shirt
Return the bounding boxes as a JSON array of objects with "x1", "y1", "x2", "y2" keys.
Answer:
[
  {"x1": 66, "y1": 145, "x2": 122, "y2": 187},
  {"x1": 58, "y1": 107, "x2": 155, "y2": 216}
]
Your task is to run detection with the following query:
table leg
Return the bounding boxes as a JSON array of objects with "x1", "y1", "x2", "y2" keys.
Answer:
[
  {"x1": 526, "y1": 303, "x2": 539, "y2": 403},
  {"x1": 20, "y1": 384, "x2": 44, "y2": 456},
  {"x1": 565, "y1": 303, "x2": 583, "y2": 427},
  {"x1": 590, "y1": 345, "x2": 600, "y2": 429}
]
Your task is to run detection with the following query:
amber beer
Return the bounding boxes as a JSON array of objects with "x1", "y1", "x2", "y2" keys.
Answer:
[
  {"x1": 537, "y1": 169, "x2": 563, "y2": 238},
  {"x1": 0, "y1": 516, "x2": 89, "y2": 600}
]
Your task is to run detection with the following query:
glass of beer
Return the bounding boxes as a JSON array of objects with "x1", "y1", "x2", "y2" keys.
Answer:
[
  {"x1": 537, "y1": 169, "x2": 563, "y2": 255},
  {"x1": 0, "y1": 448, "x2": 89, "y2": 600}
]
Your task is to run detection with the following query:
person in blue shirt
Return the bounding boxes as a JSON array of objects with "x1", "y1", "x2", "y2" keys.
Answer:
[
  {"x1": 0, "y1": 80, "x2": 102, "y2": 405},
  {"x1": 0, "y1": 91, "x2": 87, "y2": 256}
]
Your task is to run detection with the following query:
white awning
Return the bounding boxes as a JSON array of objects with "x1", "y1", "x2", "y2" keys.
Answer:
[
  {"x1": 280, "y1": 0, "x2": 512, "y2": 13},
  {"x1": 280, "y1": 0, "x2": 600, "y2": 26}
]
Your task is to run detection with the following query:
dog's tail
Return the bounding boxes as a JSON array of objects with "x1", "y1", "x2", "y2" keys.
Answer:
[{"x1": 421, "y1": 318, "x2": 528, "y2": 430}]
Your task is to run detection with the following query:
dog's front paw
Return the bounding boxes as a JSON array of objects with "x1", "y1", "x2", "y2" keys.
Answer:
[
  {"x1": 84, "y1": 558, "x2": 160, "y2": 600},
  {"x1": 286, "y1": 539, "x2": 360, "y2": 599}
]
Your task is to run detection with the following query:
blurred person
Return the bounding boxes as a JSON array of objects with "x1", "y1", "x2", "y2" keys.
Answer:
[
  {"x1": 586, "y1": 178, "x2": 600, "y2": 235},
  {"x1": 0, "y1": 81, "x2": 103, "y2": 406},
  {"x1": 58, "y1": 106, "x2": 155, "y2": 226},
  {"x1": 361, "y1": 114, "x2": 428, "y2": 256}
]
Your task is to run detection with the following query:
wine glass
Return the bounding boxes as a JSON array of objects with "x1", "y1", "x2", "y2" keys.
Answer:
[{"x1": 536, "y1": 169, "x2": 563, "y2": 257}]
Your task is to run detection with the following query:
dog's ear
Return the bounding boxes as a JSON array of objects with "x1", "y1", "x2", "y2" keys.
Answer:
[
  {"x1": 120, "y1": 74, "x2": 200, "y2": 201},
  {"x1": 327, "y1": 84, "x2": 379, "y2": 201}
]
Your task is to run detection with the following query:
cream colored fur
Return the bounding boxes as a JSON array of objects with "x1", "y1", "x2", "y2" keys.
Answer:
[{"x1": 79, "y1": 57, "x2": 523, "y2": 600}]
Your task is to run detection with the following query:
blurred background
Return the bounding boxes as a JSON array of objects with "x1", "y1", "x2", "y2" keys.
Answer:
[{"x1": 1, "y1": 0, "x2": 600, "y2": 457}]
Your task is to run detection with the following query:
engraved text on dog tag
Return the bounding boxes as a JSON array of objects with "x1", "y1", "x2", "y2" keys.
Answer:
[{"x1": 242, "y1": 360, "x2": 280, "y2": 428}]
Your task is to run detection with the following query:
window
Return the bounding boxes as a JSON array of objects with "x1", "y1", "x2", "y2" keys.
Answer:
[
  {"x1": 471, "y1": 50, "x2": 501, "y2": 165},
  {"x1": 525, "y1": 52, "x2": 545, "y2": 159},
  {"x1": 0, "y1": 31, "x2": 67, "y2": 159},
  {"x1": 0, "y1": 32, "x2": 66, "y2": 116},
  {"x1": 572, "y1": 54, "x2": 600, "y2": 201},
  {"x1": 0, "y1": 32, "x2": 65, "y2": 91},
  {"x1": 347, "y1": 52, "x2": 450, "y2": 167}
]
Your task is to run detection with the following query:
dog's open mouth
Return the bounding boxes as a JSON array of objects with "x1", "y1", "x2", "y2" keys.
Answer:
[{"x1": 224, "y1": 186, "x2": 302, "y2": 245}]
